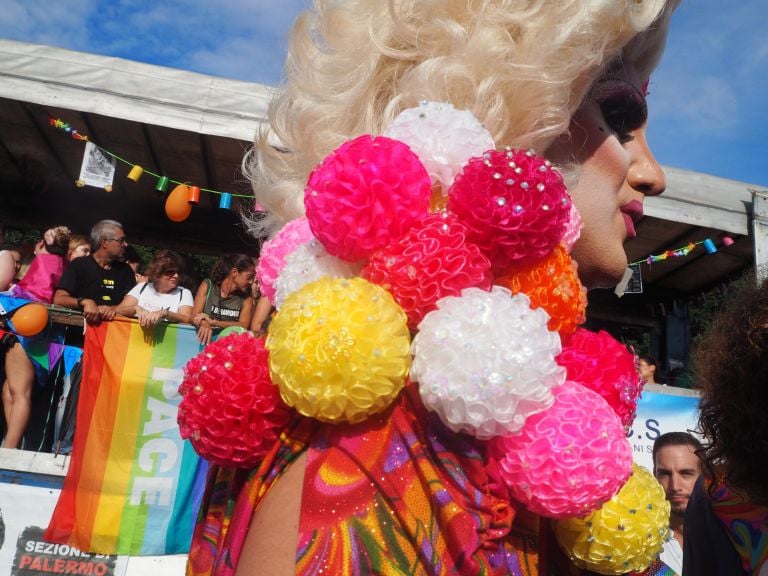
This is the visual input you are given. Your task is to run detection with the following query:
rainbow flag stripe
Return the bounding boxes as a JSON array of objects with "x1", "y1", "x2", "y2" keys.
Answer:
[{"x1": 45, "y1": 319, "x2": 207, "y2": 555}]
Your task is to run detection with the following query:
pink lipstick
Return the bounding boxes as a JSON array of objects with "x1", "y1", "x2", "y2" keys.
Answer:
[{"x1": 621, "y1": 200, "x2": 644, "y2": 239}]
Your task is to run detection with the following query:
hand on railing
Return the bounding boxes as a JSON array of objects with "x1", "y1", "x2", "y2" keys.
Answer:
[{"x1": 135, "y1": 307, "x2": 167, "y2": 328}]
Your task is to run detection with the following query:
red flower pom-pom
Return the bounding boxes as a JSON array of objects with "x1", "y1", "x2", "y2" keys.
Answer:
[
  {"x1": 447, "y1": 148, "x2": 570, "y2": 272},
  {"x1": 178, "y1": 332, "x2": 292, "y2": 467},
  {"x1": 556, "y1": 328, "x2": 643, "y2": 427},
  {"x1": 363, "y1": 213, "x2": 493, "y2": 330},
  {"x1": 304, "y1": 135, "x2": 432, "y2": 262},
  {"x1": 496, "y1": 245, "x2": 586, "y2": 337}
]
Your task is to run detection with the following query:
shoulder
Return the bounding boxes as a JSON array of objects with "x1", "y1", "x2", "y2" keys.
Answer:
[
  {"x1": 129, "y1": 281, "x2": 150, "y2": 295},
  {"x1": 60, "y1": 255, "x2": 91, "y2": 278}
]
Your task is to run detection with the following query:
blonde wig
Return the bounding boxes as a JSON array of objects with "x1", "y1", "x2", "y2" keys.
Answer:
[{"x1": 245, "y1": 0, "x2": 678, "y2": 237}]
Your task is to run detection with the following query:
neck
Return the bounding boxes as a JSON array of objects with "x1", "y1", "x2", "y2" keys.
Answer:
[
  {"x1": 92, "y1": 252, "x2": 113, "y2": 268},
  {"x1": 670, "y1": 513, "x2": 685, "y2": 546},
  {"x1": 220, "y1": 278, "x2": 234, "y2": 298}
]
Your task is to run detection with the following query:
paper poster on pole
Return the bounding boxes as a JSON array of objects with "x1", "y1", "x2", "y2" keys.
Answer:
[{"x1": 78, "y1": 142, "x2": 116, "y2": 189}]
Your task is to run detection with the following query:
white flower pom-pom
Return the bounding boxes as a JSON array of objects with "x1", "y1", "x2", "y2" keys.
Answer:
[
  {"x1": 273, "y1": 238, "x2": 362, "y2": 309},
  {"x1": 384, "y1": 101, "x2": 495, "y2": 191},
  {"x1": 411, "y1": 286, "x2": 565, "y2": 439}
]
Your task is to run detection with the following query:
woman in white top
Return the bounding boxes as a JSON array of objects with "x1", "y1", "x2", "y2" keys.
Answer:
[{"x1": 116, "y1": 249, "x2": 193, "y2": 327}]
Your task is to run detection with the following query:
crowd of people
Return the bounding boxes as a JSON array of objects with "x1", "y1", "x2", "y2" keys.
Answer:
[{"x1": 0, "y1": 219, "x2": 272, "y2": 449}]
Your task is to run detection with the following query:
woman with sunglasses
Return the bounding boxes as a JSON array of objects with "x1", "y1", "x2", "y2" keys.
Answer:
[{"x1": 115, "y1": 249, "x2": 194, "y2": 327}]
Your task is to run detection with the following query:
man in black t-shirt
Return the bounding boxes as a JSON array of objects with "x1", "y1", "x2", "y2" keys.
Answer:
[{"x1": 54, "y1": 219, "x2": 136, "y2": 323}]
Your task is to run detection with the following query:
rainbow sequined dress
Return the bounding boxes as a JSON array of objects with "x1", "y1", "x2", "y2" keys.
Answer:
[{"x1": 187, "y1": 383, "x2": 547, "y2": 576}]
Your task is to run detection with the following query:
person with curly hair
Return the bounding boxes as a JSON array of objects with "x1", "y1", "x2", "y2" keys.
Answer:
[
  {"x1": 187, "y1": 1, "x2": 679, "y2": 574},
  {"x1": 683, "y1": 275, "x2": 768, "y2": 575}
]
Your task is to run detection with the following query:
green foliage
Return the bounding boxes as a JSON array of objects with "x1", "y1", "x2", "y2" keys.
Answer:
[
  {"x1": 689, "y1": 270, "x2": 753, "y2": 346},
  {"x1": 2, "y1": 226, "x2": 43, "y2": 247}
]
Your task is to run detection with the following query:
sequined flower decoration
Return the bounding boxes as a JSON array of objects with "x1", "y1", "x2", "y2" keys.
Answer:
[
  {"x1": 304, "y1": 135, "x2": 432, "y2": 262},
  {"x1": 256, "y1": 217, "x2": 314, "y2": 302},
  {"x1": 383, "y1": 101, "x2": 495, "y2": 191},
  {"x1": 489, "y1": 380, "x2": 633, "y2": 518},
  {"x1": 410, "y1": 286, "x2": 564, "y2": 439},
  {"x1": 363, "y1": 213, "x2": 493, "y2": 330},
  {"x1": 267, "y1": 276, "x2": 411, "y2": 423},
  {"x1": 557, "y1": 328, "x2": 643, "y2": 427},
  {"x1": 274, "y1": 238, "x2": 362, "y2": 309},
  {"x1": 495, "y1": 245, "x2": 587, "y2": 337},
  {"x1": 553, "y1": 463, "x2": 671, "y2": 575},
  {"x1": 178, "y1": 332, "x2": 292, "y2": 468},
  {"x1": 447, "y1": 148, "x2": 570, "y2": 272}
]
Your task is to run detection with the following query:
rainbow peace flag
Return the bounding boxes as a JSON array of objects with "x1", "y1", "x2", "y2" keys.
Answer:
[{"x1": 45, "y1": 319, "x2": 208, "y2": 555}]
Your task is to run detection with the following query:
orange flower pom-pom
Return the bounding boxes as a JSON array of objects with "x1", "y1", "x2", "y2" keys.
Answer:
[{"x1": 496, "y1": 245, "x2": 586, "y2": 337}]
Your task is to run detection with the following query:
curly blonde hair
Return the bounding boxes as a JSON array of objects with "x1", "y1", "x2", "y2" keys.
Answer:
[{"x1": 244, "y1": 0, "x2": 678, "y2": 237}]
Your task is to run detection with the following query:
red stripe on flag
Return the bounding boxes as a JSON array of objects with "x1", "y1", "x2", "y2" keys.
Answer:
[{"x1": 45, "y1": 321, "x2": 131, "y2": 548}]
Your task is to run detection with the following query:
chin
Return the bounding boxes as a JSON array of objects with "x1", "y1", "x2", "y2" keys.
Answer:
[{"x1": 572, "y1": 246, "x2": 628, "y2": 290}]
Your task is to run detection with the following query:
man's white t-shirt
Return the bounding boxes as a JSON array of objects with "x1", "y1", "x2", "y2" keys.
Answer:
[
  {"x1": 660, "y1": 536, "x2": 683, "y2": 575},
  {"x1": 126, "y1": 282, "x2": 194, "y2": 313}
]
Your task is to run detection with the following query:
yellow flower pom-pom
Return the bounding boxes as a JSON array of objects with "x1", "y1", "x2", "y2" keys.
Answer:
[
  {"x1": 553, "y1": 463, "x2": 671, "y2": 575},
  {"x1": 266, "y1": 276, "x2": 411, "y2": 423}
]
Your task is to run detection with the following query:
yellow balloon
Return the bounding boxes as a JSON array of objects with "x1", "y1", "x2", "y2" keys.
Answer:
[
  {"x1": 165, "y1": 184, "x2": 192, "y2": 222},
  {"x1": 266, "y1": 276, "x2": 411, "y2": 423},
  {"x1": 553, "y1": 464, "x2": 671, "y2": 575}
]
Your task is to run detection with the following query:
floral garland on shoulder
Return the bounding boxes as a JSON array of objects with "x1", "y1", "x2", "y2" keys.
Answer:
[{"x1": 178, "y1": 101, "x2": 670, "y2": 575}]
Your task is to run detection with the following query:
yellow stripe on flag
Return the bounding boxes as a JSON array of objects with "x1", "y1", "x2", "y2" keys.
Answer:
[{"x1": 89, "y1": 322, "x2": 154, "y2": 550}]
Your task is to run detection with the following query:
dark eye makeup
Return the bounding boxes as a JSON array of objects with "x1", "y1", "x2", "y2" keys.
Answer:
[{"x1": 591, "y1": 80, "x2": 648, "y2": 143}]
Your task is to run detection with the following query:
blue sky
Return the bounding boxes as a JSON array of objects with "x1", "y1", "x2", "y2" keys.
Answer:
[{"x1": 1, "y1": 0, "x2": 765, "y2": 186}]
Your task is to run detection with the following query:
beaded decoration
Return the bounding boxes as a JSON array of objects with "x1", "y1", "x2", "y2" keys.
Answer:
[{"x1": 178, "y1": 101, "x2": 665, "y2": 574}]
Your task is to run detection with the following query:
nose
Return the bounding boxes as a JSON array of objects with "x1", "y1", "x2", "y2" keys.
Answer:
[
  {"x1": 669, "y1": 473, "x2": 683, "y2": 493},
  {"x1": 626, "y1": 127, "x2": 666, "y2": 197}
]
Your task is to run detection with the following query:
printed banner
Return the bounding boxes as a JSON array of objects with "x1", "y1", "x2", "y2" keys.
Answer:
[
  {"x1": 628, "y1": 385, "x2": 701, "y2": 472},
  {"x1": 45, "y1": 320, "x2": 208, "y2": 555}
]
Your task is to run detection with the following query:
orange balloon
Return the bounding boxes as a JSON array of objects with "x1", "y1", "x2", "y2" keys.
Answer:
[
  {"x1": 12, "y1": 303, "x2": 49, "y2": 337},
  {"x1": 165, "y1": 184, "x2": 193, "y2": 222}
]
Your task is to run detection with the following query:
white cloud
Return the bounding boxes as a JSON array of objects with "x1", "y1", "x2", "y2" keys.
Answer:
[{"x1": 0, "y1": 0, "x2": 97, "y2": 50}]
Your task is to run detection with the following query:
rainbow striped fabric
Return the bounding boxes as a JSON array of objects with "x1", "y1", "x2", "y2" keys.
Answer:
[{"x1": 45, "y1": 319, "x2": 208, "y2": 555}]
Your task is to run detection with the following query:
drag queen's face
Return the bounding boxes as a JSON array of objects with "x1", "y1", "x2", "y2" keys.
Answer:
[{"x1": 547, "y1": 64, "x2": 666, "y2": 289}]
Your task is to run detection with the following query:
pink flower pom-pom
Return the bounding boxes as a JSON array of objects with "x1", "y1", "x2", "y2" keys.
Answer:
[
  {"x1": 557, "y1": 328, "x2": 643, "y2": 428},
  {"x1": 562, "y1": 199, "x2": 582, "y2": 253},
  {"x1": 489, "y1": 380, "x2": 633, "y2": 518},
  {"x1": 447, "y1": 148, "x2": 570, "y2": 272},
  {"x1": 304, "y1": 135, "x2": 432, "y2": 262},
  {"x1": 178, "y1": 332, "x2": 292, "y2": 468},
  {"x1": 256, "y1": 217, "x2": 314, "y2": 301},
  {"x1": 384, "y1": 101, "x2": 495, "y2": 190},
  {"x1": 363, "y1": 213, "x2": 493, "y2": 330}
]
